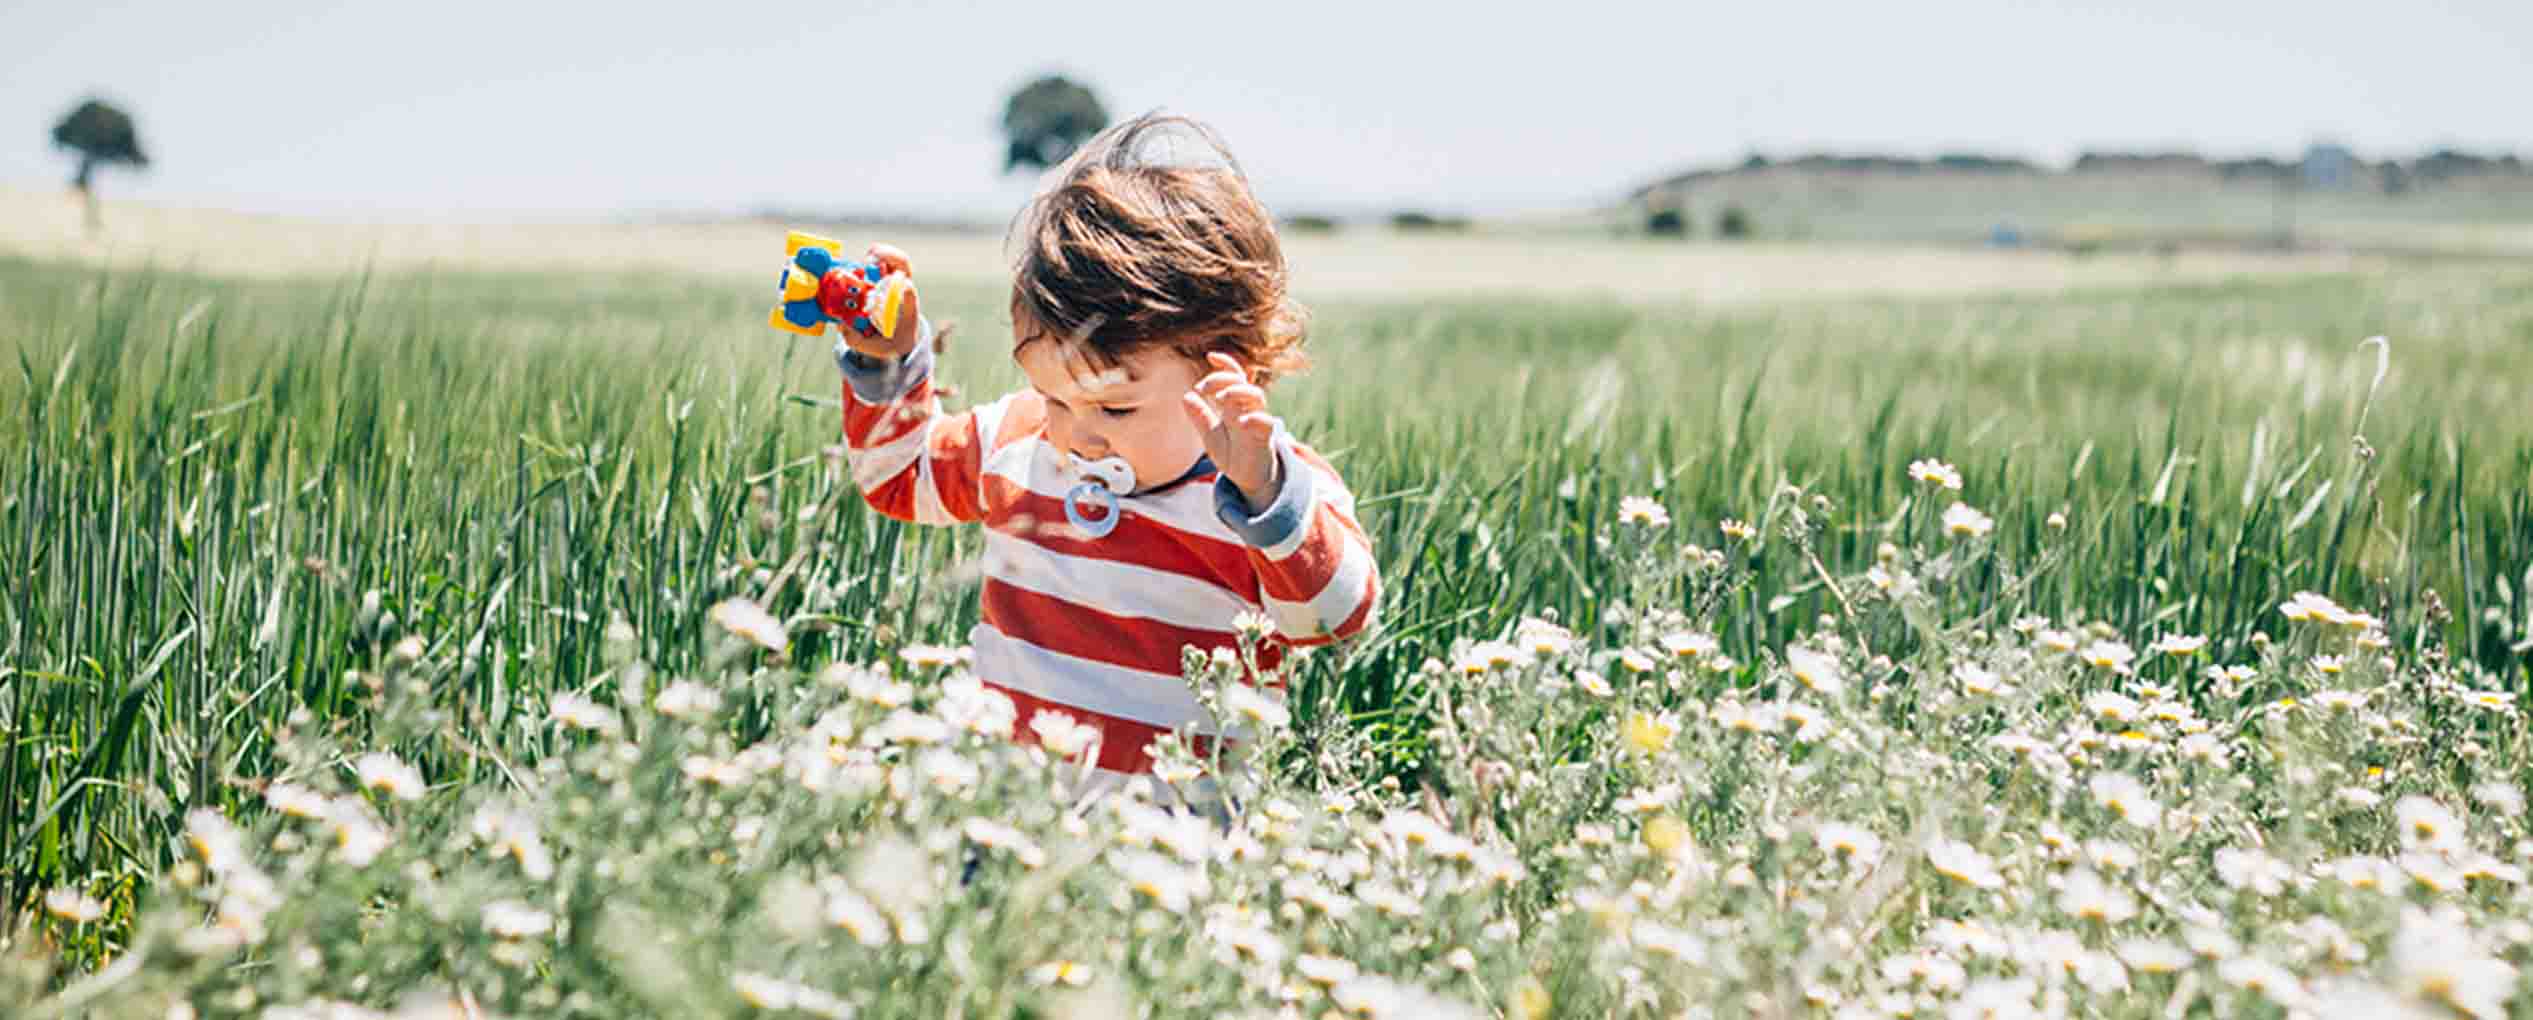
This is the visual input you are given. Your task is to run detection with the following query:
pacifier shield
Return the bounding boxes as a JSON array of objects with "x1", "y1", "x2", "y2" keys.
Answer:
[
  {"x1": 1063, "y1": 482, "x2": 1122, "y2": 538},
  {"x1": 1061, "y1": 455, "x2": 1136, "y2": 538}
]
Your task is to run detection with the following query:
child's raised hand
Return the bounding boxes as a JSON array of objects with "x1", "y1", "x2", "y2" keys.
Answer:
[
  {"x1": 1181, "y1": 352, "x2": 1283, "y2": 510},
  {"x1": 839, "y1": 243, "x2": 922, "y2": 361}
]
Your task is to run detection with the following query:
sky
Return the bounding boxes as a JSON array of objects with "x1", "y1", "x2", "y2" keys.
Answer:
[{"x1": 5, "y1": 0, "x2": 2529, "y2": 222}]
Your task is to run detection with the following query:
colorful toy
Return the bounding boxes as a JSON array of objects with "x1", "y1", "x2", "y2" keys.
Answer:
[{"x1": 769, "y1": 231, "x2": 915, "y2": 342}]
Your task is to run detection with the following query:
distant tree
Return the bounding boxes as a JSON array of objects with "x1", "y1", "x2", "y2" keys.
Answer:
[
  {"x1": 1717, "y1": 205, "x2": 1752, "y2": 240},
  {"x1": 1646, "y1": 207, "x2": 1688, "y2": 237},
  {"x1": 1000, "y1": 75, "x2": 1108, "y2": 173},
  {"x1": 1389, "y1": 210, "x2": 1470, "y2": 232},
  {"x1": 52, "y1": 97, "x2": 148, "y2": 234}
]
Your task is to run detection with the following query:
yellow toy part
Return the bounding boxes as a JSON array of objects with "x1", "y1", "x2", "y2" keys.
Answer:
[
  {"x1": 869, "y1": 275, "x2": 913, "y2": 339},
  {"x1": 781, "y1": 267, "x2": 820, "y2": 302},
  {"x1": 769, "y1": 306, "x2": 826, "y2": 337},
  {"x1": 785, "y1": 230, "x2": 844, "y2": 258}
]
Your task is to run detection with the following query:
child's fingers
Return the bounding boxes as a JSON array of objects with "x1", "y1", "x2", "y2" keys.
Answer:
[
  {"x1": 866, "y1": 243, "x2": 913, "y2": 277},
  {"x1": 1181, "y1": 391, "x2": 1223, "y2": 434},
  {"x1": 1210, "y1": 383, "x2": 1268, "y2": 417},
  {"x1": 890, "y1": 288, "x2": 921, "y2": 343},
  {"x1": 1206, "y1": 352, "x2": 1247, "y2": 378},
  {"x1": 1235, "y1": 411, "x2": 1277, "y2": 440}
]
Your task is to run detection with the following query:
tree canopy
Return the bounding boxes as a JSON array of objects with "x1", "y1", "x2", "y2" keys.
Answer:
[
  {"x1": 1000, "y1": 75, "x2": 1107, "y2": 174},
  {"x1": 52, "y1": 98, "x2": 148, "y2": 192}
]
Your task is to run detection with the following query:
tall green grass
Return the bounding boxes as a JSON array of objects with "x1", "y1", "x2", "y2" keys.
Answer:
[{"x1": 2, "y1": 253, "x2": 2528, "y2": 928}]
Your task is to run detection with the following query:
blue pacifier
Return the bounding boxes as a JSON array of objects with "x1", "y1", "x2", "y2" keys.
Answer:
[{"x1": 1062, "y1": 455, "x2": 1137, "y2": 538}]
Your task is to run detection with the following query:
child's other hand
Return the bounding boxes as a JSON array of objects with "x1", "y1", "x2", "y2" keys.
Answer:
[
  {"x1": 1182, "y1": 352, "x2": 1282, "y2": 510},
  {"x1": 840, "y1": 243, "x2": 921, "y2": 361}
]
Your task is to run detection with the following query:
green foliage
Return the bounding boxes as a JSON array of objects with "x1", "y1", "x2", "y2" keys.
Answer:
[
  {"x1": 999, "y1": 75, "x2": 1107, "y2": 174},
  {"x1": 1388, "y1": 211, "x2": 1470, "y2": 232},
  {"x1": 1, "y1": 254, "x2": 2530, "y2": 1016},
  {"x1": 50, "y1": 98, "x2": 147, "y2": 192},
  {"x1": 1718, "y1": 204, "x2": 1752, "y2": 240}
]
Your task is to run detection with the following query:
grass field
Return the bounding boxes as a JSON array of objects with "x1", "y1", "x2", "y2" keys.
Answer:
[{"x1": 4, "y1": 220, "x2": 2533, "y2": 1017}]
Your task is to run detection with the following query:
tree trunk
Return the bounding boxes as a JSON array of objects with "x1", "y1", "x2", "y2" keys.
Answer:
[{"x1": 74, "y1": 157, "x2": 100, "y2": 236}]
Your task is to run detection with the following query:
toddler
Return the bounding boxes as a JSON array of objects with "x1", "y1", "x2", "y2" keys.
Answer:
[{"x1": 832, "y1": 113, "x2": 1380, "y2": 794}]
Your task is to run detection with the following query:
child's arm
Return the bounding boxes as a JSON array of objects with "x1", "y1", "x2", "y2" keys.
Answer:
[
  {"x1": 836, "y1": 314, "x2": 1006, "y2": 527},
  {"x1": 1211, "y1": 436, "x2": 1382, "y2": 647},
  {"x1": 1182, "y1": 352, "x2": 1380, "y2": 646}
]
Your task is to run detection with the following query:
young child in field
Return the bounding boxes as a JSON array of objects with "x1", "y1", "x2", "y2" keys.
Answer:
[{"x1": 831, "y1": 114, "x2": 1380, "y2": 795}]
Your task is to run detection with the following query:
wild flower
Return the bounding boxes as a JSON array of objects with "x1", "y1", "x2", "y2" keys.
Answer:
[
  {"x1": 263, "y1": 781, "x2": 333, "y2": 820},
  {"x1": 2083, "y1": 839, "x2": 2138, "y2": 873},
  {"x1": 1514, "y1": 616, "x2": 1577, "y2": 656},
  {"x1": 2089, "y1": 772, "x2": 2163, "y2": 829},
  {"x1": 2396, "y1": 796, "x2": 2467, "y2": 855},
  {"x1": 1941, "y1": 502, "x2": 1994, "y2": 538},
  {"x1": 1616, "y1": 496, "x2": 1670, "y2": 529},
  {"x1": 1620, "y1": 711, "x2": 1678, "y2": 755},
  {"x1": 1908, "y1": 458, "x2": 1964, "y2": 491},
  {"x1": 899, "y1": 643, "x2": 961, "y2": 669},
  {"x1": 1658, "y1": 631, "x2": 1716, "y2": 659},
  {"x1": 2219, "y1": 956, "x2": 2307, "y2": 1008},
  {"x1": 2215, "y1": 847, "x2": 2292, "y2": 896},
  {"x1": 707, "y1": 597, "x2": 787, "y2": 651},
  {"x1": 1114, "y1": 850, "x2": 1205, "y2": 914},
  {"x1": 2056, "y1": 869, "x2": 2137, "y2": 924},
  {"x1": 548, "y1": 692, "x2": 622, "y2": 734},
  {"x1": 1813, "y1": 823, "x2": 1882, "y2": 867},
  {"x1": 2080, "y1": 640, "x2": 2136, "y2": 674},
  {"x1": 1955, "y1": 664, "x2": 2011, "y2": 697},
  {"x1": 352, "y1": 752, "x2": 426, "y2": 801},
  {"x1": 480, "y1": 900, "x2": 553, "y2": 939},
  {"x1": 1222, "y1": 684, "x2": 1290, "y2": 730},
  {"x1": 2085, "y1": 691, "x2": 2140, "y2": 722},
  {"x1": 43, "y1": 889, "x2": 105, "y2": 923},
  {"x1": 2149, "y1": 633, "x2": 2207, "y2": 656},
  {"x1": 1926, "y1": 839, "x2": 2004, "y2": 889},
  {"x1": 325, "y1": 801, "x2": 392, "y2": 867},
  {"x1": 654, "y1": 680, "x2": 723, "y2": 719},
  {"x1": 1784, "y1": 646, "x2": 1844, "y2": 696},
  {"x1": 865, "y1": 709, "x2": 952, "y2": 747},
  {"x1": 2114, "y1": 939, "x2": 2192, "y2": 974}
]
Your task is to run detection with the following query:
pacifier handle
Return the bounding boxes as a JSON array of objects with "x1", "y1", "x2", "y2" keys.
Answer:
[{"x1": 1064, "y1": 482, "x2": 1122, "y2": 538}]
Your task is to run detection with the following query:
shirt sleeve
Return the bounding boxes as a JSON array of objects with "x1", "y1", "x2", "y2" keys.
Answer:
[
  {"x1": 835, "y1": 319, "x2": 992, "y2": 526},
  {"x1": 1213, "y1": 432, "x2": 1382, "y2": 646}
]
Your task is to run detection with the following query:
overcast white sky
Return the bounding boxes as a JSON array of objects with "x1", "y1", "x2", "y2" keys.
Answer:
[{"x1": 5, "y1": 0, "x2": 2528, "y2": 221}]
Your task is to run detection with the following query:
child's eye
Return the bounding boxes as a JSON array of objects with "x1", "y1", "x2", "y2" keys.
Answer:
[{"x1": 1100, "y1": 406, "x2": 1135, "y2": 418}]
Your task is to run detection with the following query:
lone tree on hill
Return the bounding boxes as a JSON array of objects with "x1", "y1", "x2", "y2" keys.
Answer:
[
  {"x1": 52, "y1": 97, "x2": 148, "y2": 235},
  {"x1": 1000, "y1": 75, "x2": 1108, "y2": 174}
]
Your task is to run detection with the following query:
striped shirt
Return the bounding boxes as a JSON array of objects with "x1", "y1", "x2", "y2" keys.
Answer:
[{"x1": 837, "y1": 326, "x2": 1380, "y2": 775}]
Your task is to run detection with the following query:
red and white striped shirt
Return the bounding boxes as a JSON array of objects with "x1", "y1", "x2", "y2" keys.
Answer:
[{"x1": 838, "y1": 333, "x2": 1380, "y2": 774}]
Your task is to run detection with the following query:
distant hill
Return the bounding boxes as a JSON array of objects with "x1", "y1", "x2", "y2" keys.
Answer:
[
  {"x1": 1636, "y1": 146, "x2": 2532, "y2": 202},
  {"x1": 1622, "y1": 145, "x2": 2533, "y2": 252}
]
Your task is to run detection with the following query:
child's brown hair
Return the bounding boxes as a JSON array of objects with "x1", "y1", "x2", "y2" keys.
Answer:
[{"x1": 1007, "y1": 112, "x2": 1309, "y2": 385}]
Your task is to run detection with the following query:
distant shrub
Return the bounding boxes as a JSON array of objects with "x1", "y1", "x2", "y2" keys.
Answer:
[
  {"x1": 1717, "y1": 205, "x2": 1752, "y2": 240},
  {"x1": 1390, "y1": 210, "x2": 1470, "y2": 232},
  {"x1": 1646, "y1": 207, "x2": 1688, "y2": 237},
  {"x1": 1282, "y1": 214, "x2": 1339, "y2": 233}
]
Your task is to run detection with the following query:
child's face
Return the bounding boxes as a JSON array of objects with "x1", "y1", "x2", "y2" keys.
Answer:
[{"x1": 1015, "y1": 339, "x2": 1210, "y2": 492}]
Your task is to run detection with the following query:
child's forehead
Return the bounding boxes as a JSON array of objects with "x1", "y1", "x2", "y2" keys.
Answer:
[{"x1": 1017, "y1": 340, "x2": 1190, "y2": 395}]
